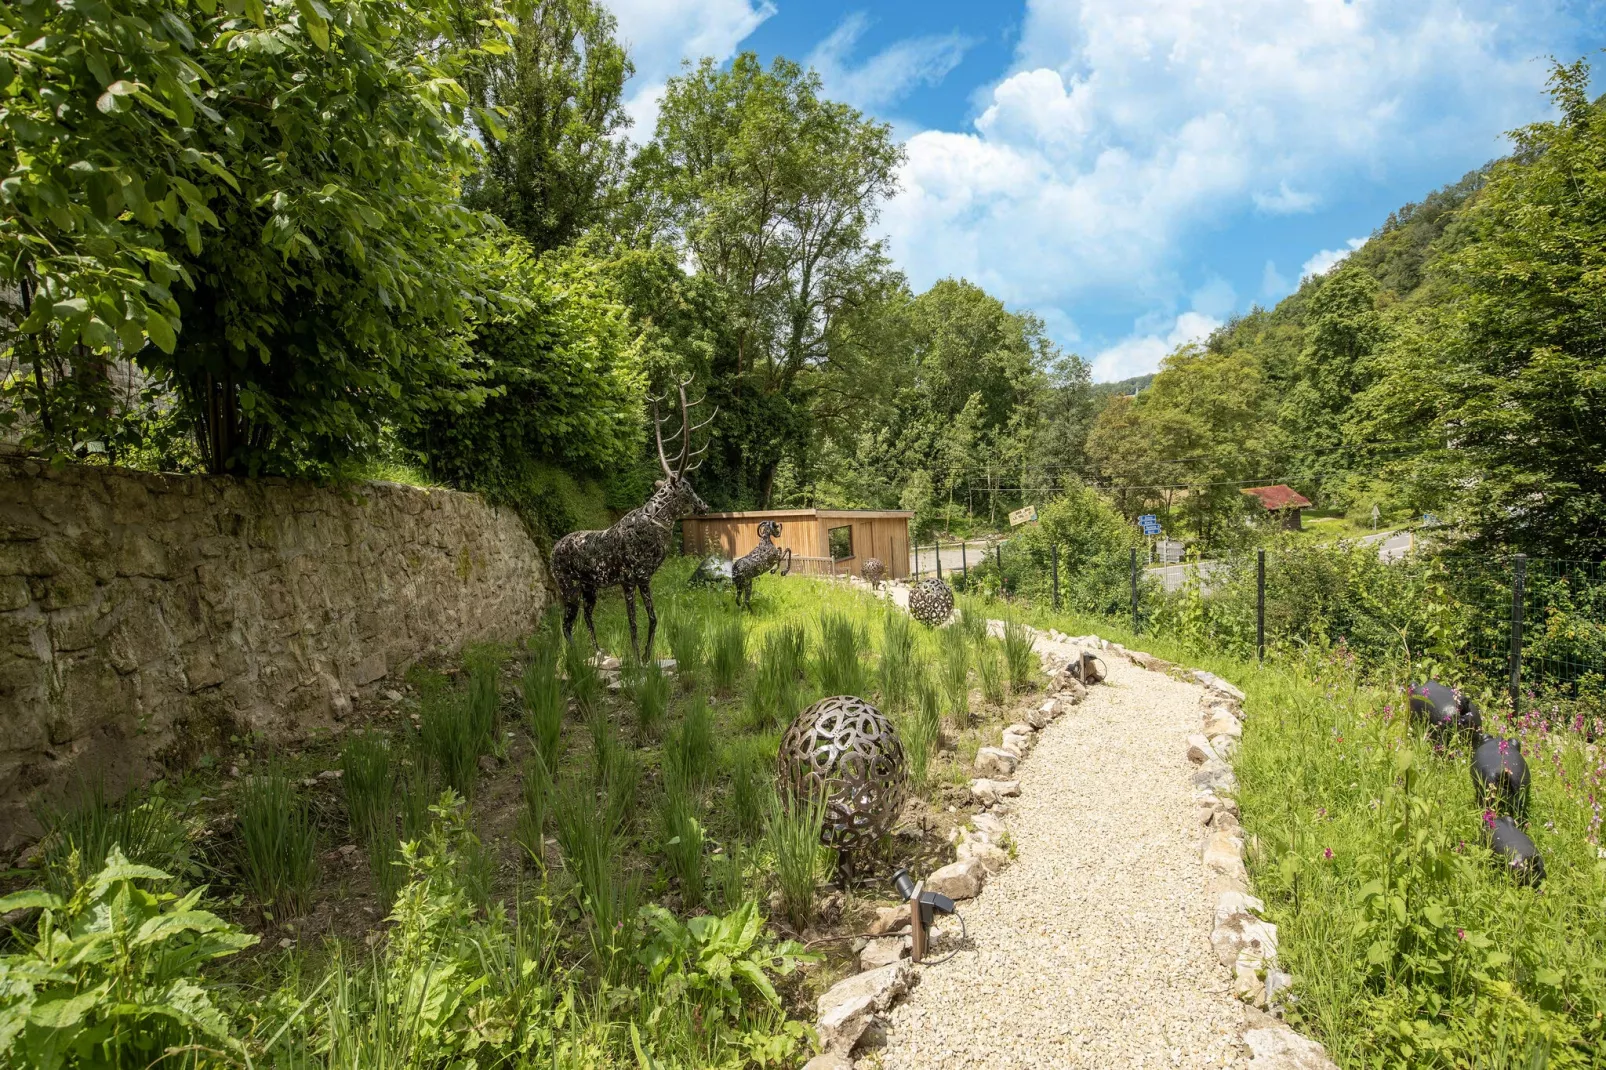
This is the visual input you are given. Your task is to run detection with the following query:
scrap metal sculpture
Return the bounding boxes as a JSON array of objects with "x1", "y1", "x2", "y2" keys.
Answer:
[
  {"x1": 907, "y1": 577, "x2": 954, "y2": 627},
  {"x1": 552, "y1": 381, "x2": 714, "y2": 658},
  {"x1": 861, "y1": 557, "x2": 887, "y2": 589},
  {"x1": 778, "y1": 695, "x2": 908, "y2": 854},
  {"x1": 731, "y1": 520, "x2": 791, "y2": 609}
]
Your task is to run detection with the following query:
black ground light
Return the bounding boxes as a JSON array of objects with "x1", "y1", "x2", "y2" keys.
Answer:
[{"x1": 892, "y1": 867, "x2": 960, "y2": 963}]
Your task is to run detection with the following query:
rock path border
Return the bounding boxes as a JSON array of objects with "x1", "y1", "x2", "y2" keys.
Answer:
[{"x1": 803, "y1": 581, "x2": 1338, "y2": 1069}]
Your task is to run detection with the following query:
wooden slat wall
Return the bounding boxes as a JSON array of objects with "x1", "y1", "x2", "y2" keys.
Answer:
[{"x1": 681, "y1": 511, "x2": 911, "y2": 580}]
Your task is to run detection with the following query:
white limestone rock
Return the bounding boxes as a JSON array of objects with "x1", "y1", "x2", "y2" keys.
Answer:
[
  {"x1": 974, "y1": 747, "x2": 1019, "y2": 778},
  {"x1": 1187, "y1": 733, "x2": 1217, "y2": 764},
  {"x1": 815, "y1": 962, "x2": 914, "y2": 1054},
  {"x1": 970, "y1": 778, "x2": 1021, "y2": 805},
  {"x1": 925, "y1": 858, "x2": 985, "y2": 900}
]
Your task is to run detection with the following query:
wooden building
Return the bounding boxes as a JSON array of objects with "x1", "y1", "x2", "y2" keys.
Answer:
[
  {"x1": 1241, "y1": 484, "x2": 1313, "y2": 531},
  {"x1": 680, "y1": 509, "x2": 914, "y2": 580}
]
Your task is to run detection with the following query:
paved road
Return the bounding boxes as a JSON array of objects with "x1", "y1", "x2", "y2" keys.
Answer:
[
  {"x1": 1148, "y1": 529, "x2": 1414, "y2": 592},
  {"x1": 909, "y1": 540, "x2": 996, "y2": 579}
]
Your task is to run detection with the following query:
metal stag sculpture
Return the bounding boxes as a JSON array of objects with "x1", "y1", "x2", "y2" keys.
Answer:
[
  {"x1": 778, "y1": 695, "x2": 908, "y2": 855},
  {"x1": 731, "y1": 519, "x2": 791, "y2": 609},
  {"x1": 551, "y1": 383, "x2": 714, "y2": 658}
]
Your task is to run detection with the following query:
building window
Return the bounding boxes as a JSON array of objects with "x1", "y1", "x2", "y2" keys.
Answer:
[{"x1": 828, "y1": 525, "x2": 853, "y2": 560}]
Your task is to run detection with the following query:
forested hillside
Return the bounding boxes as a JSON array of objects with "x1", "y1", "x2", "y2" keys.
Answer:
[{"x1": 1, "y1": 2, "x2": 1600, "y2": 559}]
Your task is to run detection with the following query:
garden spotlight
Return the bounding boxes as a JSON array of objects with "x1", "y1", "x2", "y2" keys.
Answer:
[{"x1": 891, "y1": 867, "x2": 956, "y2": 963}]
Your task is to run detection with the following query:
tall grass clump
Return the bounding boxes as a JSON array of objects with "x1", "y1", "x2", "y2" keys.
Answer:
[
  {"x1": 659, "y1": 776, "x2": 706, "y2": 909},
  {"x1": 564, "y1": 637, "x2": 602, "y2": 719},
  {"x1": 420, "y1": 686, "x2": 480, "y2": 794},
  {"x1": 708, "y1": 616, "x2": 747, "y2": 694},
  {"x1": 745, "y1": 624, "x2": 808, "y2": 730},
  {"x1": 878, "y1": 610, "x2": 916, "y2": 711},
  {"x1": 976, "y1": 640, "x2": 1006, "y2": 706},
  {"x1": 522, "y1": 655, "x2": 565, "y2": 773},
  {"x1": 665, "y1": 695, "x2": 716, "y2": 793},
  {"x1": 901, "y1": 676, "x2": 942, "y2": 789},
  {"x1": 515, "y1": 752, "x2": 553, "y2": 870},
  {"x1": 1002, "y1": 616, "x2": 1037, "y2": 692},
  {"x1": 939, "y1": 624, "x2": 971, "y2": 726},
  {"x1": 467, "y1": 657, "x2": 502, "y2": 757},
  {"x1": 626, "y1": 660, "x2": 670, "y2": 741},
  {"x1": 341, "y1": 733, "x2": 392, "y2": 838},
  {"x1": 956, "y1": 596, "x2": 989, "y2": 645},
  {"x1": 727, "y1": 737, "x2": 775, "y2": 840},
  {"x1": 664, "y1": 606, "x2": 707, "y2": 687},
  {"x1": 36, "y1": 781, "x2": 189, "y2": 895},
  {"x1": 236, "y1": 769, "x2": 318, "y2": 917},
  {"x1": 765, "y1": 788, "x2": 829, "y2": 932},
  {"x1": 815, "y1": 610, "x2": 868, "y2": 695},
  {"x1": 553, "y1": 777, "x2": 638, "y2": 969}
]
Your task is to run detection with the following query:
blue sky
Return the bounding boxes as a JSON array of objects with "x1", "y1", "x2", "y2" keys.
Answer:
[{"x1": 604, "y1": 0, "x2": 1605, "y2": 381}]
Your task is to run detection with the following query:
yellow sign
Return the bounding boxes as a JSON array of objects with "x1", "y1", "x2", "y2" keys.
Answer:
[{"x1": 1009, "y1": 505, "x2": 1038, "y2": 527}]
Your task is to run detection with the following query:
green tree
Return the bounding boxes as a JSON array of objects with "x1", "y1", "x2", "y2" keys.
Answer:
[
  {"x1": 1354, "y1": 60, "x2": 1606, "y2": 556},
  {"x1": 632, "y1": 53, "x2": 903, "y2": 504},
  {"x1": 460, "y1": 0, "x2": 633, "y2": 251}
]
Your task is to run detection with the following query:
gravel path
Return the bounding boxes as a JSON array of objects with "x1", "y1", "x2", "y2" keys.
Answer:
[{"x1": 873, "y1": 642, "x2": 1248, "y2": 1069}]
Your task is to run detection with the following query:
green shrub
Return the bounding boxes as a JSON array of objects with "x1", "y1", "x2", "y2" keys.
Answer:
[
  {"x1": 637, "y1": 899, "x2": 815, "y2": 1028},
  {"x1": 35, "y1": 781, "x2": 188, "y2": 896},
  {"x1": 815, "y1": 610, "x2": 868, "y2": 696},
  {"x1": 235, "y1": 770, "x2": 318, "y2": 918},
  {"x1": 0, "y1": 849, "x2": 256, "y2": 1067},
  {"x1": 708, "y1": 617, "x2": 747, "y2": 694}
]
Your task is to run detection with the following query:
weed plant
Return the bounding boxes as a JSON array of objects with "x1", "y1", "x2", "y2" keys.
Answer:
[
  {"x1": 708, "y1": 616, "x2": 747, "y2": 694},
  {"x1": 765, "y1": 787, "x2": 829, "y2": 932},
  {"x1": 712, "y1": 844, "x2": 747, "y2": 912},
  {"x1": 1002, "y1": 616, "x2": 1037, "y2": 692},
  {"x1": 419, "y1": 686, "x2": 480, "y2": 794},
  {"x1": 878, "y1": 610, "x2": 916, "y2": 711},
  {"x1": 940, "y1": 624, "x2": 971, "y2": 726},
  {"x1": 522, "y1": 655, "x2": 565, "y2": 772},
  {"x1": 746, "y1": 624, "x2": 809, "y2": 729},
  {"x1": 36, "y1": 781, "x2": 189, "y2": 894},
  {"x1": 236, "y1": 769, "x2": 318, "y2": 918},
  {"x1": 553, "y1": 777, "x2": 638, "y2": 971},
  {"x1": 815, "y1": 610, "x2": 868, "y2": 695}
]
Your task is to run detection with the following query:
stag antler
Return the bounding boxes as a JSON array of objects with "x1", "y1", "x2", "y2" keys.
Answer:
[{"x1": 655, "y1": 378, "x2": 717, "y2": 477}]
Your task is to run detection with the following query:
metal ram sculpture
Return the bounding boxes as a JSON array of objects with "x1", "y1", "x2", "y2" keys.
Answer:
[
  {"x1": 552, "y1": 382, "x2": 714, "y2": 658},
  {"x1": 777, "y1": 695, "x2": 908, "y2": 855},
  {"x1": 861, "y1": 557, "x2": 887, "y2": 589},
  {"x1": 731, "y1": 520, "x2": 791, "y2": 609},
  {"x1": 907, "y1": 577, "x2": 954, "y2": 627}
]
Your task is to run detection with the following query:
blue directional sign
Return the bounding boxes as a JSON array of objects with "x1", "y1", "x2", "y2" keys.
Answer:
[{"x1": 1138, "y1": 514, "x2": 1162, "y2": 536}]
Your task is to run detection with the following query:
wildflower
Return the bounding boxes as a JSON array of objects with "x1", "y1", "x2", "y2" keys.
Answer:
[
  {"x1": 1482, "y1": 810, "x2": 1496, "y2": 830},
  {"x1": 1457, "y1": 928, "x2": 1466, "y2": 941},
  {"x1": 1323, "y1": 847, "x2": 1334, "y2": 861}
]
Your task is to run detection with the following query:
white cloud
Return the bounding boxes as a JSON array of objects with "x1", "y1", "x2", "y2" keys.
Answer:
[
  {"x1": 1301, "y1": 237, "x2": 1367, "y2": 280},
  {"x1": 807, "y1": 14, "x2": 972, "y2": 112},
  {"x1": 884, "y1": 0, "x2": 1572, "y2": 328},
  {"x1": 1092, "y1": 310, "x2": 1222, "y2": 382},
  {"x1": 606, "y1": 0, "x2": 774, "y2": 136},
  {"x1": 1253, "y1": 181, "x2": 1319, "y2": 214}
]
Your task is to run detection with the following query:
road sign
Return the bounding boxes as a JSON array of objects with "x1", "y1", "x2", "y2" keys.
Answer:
[
  {"x1": 1138, "y1": 514, "x2": 1162, "y2": 536},
  {"x1": 1423, "y1": 513, "x2": 1439, "y2": 527},
  {"x1": 1009, "y1": 505, "x2": 1038, "y2": 527}
]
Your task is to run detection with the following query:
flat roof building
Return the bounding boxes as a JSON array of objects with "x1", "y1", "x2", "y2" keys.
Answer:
[{"x1": 681, "y1": 508, "x2": 914, "y2": 580}]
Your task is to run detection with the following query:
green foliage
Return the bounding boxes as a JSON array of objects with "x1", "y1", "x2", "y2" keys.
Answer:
[
  {"x1": 35, "y1": 782, "x2": 188, "y2": 897},
  {"x1": 745, "y1": 625, "x2": 807, "y2": 730},
  {"x1": 342, "y1": 733, "x2": 392, "y2": 841},
  {"x1": 636, "y1": 900, "x2": 814, "y2": 1027},
  {"x1": 897, "y1": 681, "x2": 939, "y2": 791},
  {"x1": 939, "y1": 624, "x2": 971, "y2": 727},
  {"x1": 1002, "y1": 617, "x2": 1038, "y2": 692},
  {"x1": 0, "y1": 849, "x2": 257, "y2": 1067},
  {"x1": 726, "y1": 739, "x2": 774, "y2": 842},
  {"x1": 764, "y1": 788, "x2": 828, "y2": 933},
  {"x1": 976, "y1": 640, "x2": 1006, "y2": 706},
  {"x1": 522, "y1": 643, "x2": 565, "y2": 774},
  {"x1": 877, "y1": 609, "x2": 916, "y2": 711},
  {"x1": 563, "y1": 637, "x2": 602, "y2": 720},
  {"x1": 658, "y1": 783, "x2": 706, "y2": 910},
  {"x1": 814, "y1": 610, "x2": 868, "y2": 696},
  {"x1": 665, "y1": 696, "x2": 716, "y2": 795},
  {"x1": 709, "y1": 616, "x2": 747, "y2": 695},
  {"x1": 419, "y1": 685, "x2": 481, "y2": 796},
  {"x1": 663, "y1": 606, "x2": 708, "y2": 688},
  {"x1": 552, "y1": 776, "x2": 636, "y2": 969},
  {"x1": 625, "y1": 659, "x2": 671, "y2": 741},
  {"x1": 515, "y1": 751, "x2": 553, "y2": 872},
  {"x1": 235, "y1": 769, "x2": 317, "y2": 918}
]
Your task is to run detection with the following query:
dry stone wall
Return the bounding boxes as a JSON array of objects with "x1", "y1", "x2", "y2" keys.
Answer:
[{"x1": 0, "y1": 455, "x2": 548, "y2": 846}]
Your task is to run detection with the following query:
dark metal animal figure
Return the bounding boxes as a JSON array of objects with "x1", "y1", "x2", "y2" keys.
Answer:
[
  {"x1": 1471, "y1": 733, "x2": 1531, "y2": 821},
  {"x1": 1410, "y1": 680, "x2": 1481, "y2": 737},
  {"x1": 1485, "y1": 814, "x2": 1545, "y2": 886},
  {"x1": 861, "y1": 557, "x2": 887, "y2": 589},
  {"x1": 551, "y1": 383, "x2": 714, "y2": 658},
  {"x1": 731, "y1": 519, "x2": 791, "y2": 609}
]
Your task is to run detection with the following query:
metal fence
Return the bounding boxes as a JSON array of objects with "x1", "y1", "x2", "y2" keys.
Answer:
[{"x1": 904, "y1": 536, "x2": 1606, "y2": 717}]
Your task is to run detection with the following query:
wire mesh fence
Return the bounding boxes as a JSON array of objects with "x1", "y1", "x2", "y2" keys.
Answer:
[{"x1": 903, "y1": 535, "x2": 1606, "y2": 718}]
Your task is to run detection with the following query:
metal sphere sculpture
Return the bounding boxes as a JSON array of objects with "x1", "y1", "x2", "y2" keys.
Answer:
[
  {"x1": 907, "y1": 577, "x2": 954, "y2": 627},
  {"x1": 777, "y1": 695, "x2": 908, "y2": 852},
  {"x1": 861, "y1": 558, "x2": 887, "y2": 588}
]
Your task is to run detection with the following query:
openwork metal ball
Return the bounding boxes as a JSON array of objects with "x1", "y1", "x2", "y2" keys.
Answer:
[
  {"x1": 862, "y1": 558, "x2": 887, "y2": 587},
  {"x1": 907, "y1": 577, "x2": 954, "y2": 626},
  {"x1": 777, "y1": 695, "x2": 908, "y2": 852}
]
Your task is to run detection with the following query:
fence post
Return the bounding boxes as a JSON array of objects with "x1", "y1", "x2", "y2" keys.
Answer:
[
  {"x1": 935, "y1": 542, "x2": 943, "y2": 581},
  {"x1": 1256, "y1": 548, "x2": 1266, "y2": 665},
  {"x1": 1510, "y1": 553, "x2": 1526, "y2": 717},
  {"x1": 1130, "y1": 547, "x2": 1139, "y2": 634},
  {"x1": 997, "y1": 543, "x2": 1004, "y2": 594},
  {"x1": 1051, "y1": 543, "x2": 1060, "y2": 610},
  {"x1": 961, "y1": 541, "x2": 967, "y2": 577}
]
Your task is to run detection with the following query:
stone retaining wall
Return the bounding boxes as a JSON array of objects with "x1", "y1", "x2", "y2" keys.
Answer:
[{"x1": 0, "y1": 456, "x2": 548, "y2": 846}]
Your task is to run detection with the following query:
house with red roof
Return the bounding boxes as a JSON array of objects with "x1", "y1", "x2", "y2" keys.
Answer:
[{"x1": 1241, "y1": 484, "x2": 1313, "y2": 530}]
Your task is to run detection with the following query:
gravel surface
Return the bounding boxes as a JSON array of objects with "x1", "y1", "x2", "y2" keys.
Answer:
[{"x1": 872, "y1": 642, "x2": 1248, "y2": 1069}]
